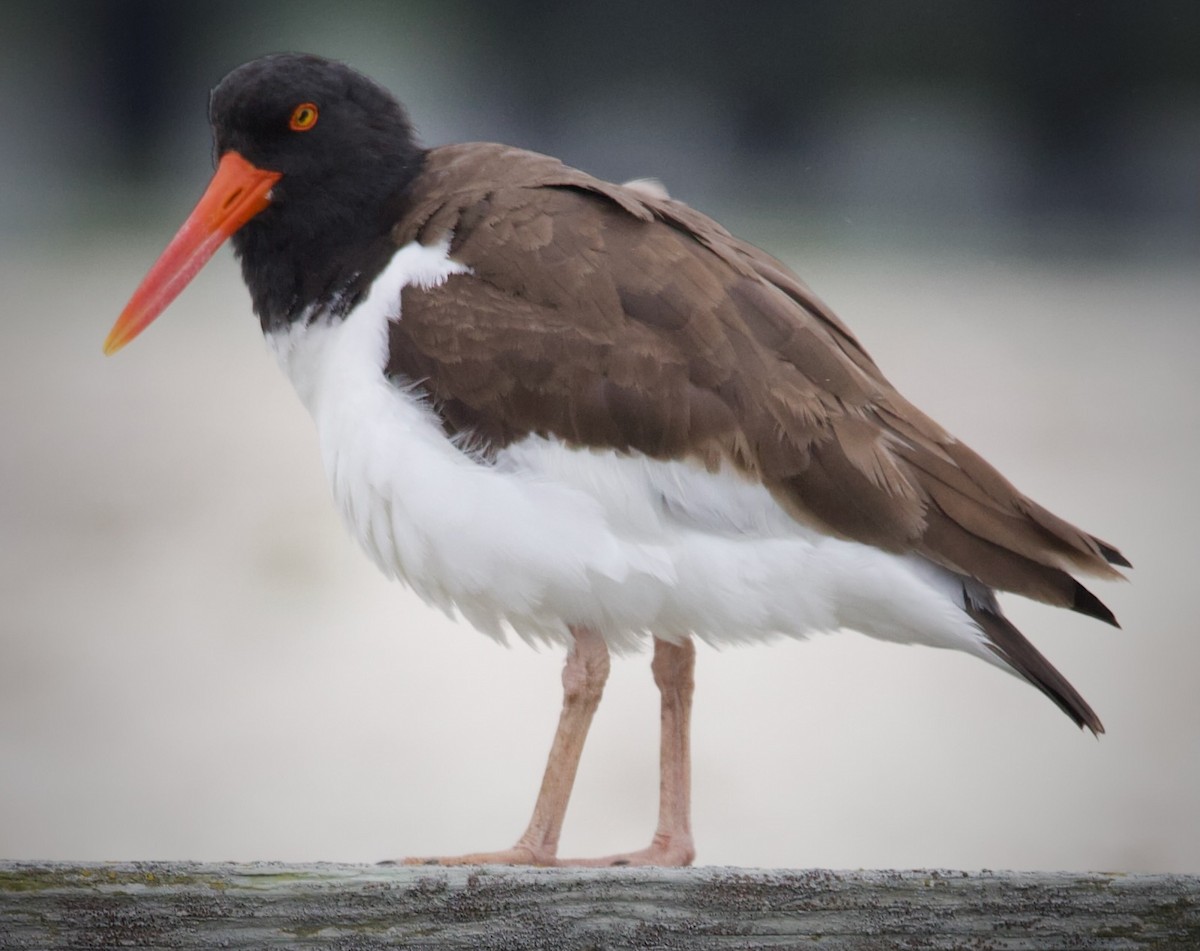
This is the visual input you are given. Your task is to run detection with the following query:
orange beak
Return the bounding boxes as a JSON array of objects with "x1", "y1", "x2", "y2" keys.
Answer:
[{"x1": 104, "y1": 151, "x2": 282, "y2": 355}]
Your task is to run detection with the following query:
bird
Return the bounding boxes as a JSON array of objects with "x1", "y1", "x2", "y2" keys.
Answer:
[{"x1": 105, "y1": 52, "x2": 1129, "y2": 867}]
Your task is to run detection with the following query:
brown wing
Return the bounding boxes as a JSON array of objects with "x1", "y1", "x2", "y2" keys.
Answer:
[{"x1": 386, "y1": 143, "x2": 1128, "y2": 621}]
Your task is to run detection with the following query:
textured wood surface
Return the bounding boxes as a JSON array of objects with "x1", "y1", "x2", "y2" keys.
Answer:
[{"x1": 1, "y1": 862, "x2": 1197, "y2": 950}]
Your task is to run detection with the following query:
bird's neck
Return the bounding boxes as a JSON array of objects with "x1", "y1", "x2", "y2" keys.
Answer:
[{"x1": 232, "y1": 149, "x2": 427, "y2": 334}]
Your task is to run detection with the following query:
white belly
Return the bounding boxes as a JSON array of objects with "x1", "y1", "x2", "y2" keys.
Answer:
[{"x1": 266, "y1": 240, "x2": 990, "y2": 659}]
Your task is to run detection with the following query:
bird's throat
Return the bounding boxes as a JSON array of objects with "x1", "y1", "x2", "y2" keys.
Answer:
[{"x1": 233, "y1": 156, "x2": 426, "y2": 334}]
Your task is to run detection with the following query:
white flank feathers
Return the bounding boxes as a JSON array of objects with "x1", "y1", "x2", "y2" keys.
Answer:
[{"x1": 267, "y1": 239, "x2": 994, "y2": 660}]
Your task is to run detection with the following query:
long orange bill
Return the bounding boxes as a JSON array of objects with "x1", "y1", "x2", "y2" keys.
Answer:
[{"x1": 104, "y1": 151, "x2": 282, "y2": 355}]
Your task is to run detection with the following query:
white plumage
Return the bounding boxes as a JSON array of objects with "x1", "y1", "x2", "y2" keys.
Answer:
[{"x1": 267, "y1": 239, "x2": 997, "y2": 667}]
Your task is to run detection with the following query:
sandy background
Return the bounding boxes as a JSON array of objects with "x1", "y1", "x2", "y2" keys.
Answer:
[{"x1": 2, "y1": 235, "x2": 1196, "y2": 871}]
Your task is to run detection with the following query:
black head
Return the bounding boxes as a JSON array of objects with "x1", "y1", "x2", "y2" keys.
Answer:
[
  {"x1": 105, "y1": 54, "x2": 427, "y2": 355},
  {"x1": 211, "y1": 53, "x2": 426, "y2": 329},
  {"x1": 210, "y1": 54, "x2": 418, "y2": 191}
]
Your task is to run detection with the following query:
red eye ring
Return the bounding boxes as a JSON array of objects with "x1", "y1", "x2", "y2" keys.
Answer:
[{"x1": 289, "y1": 102, "x2": 319, "y2": 131}]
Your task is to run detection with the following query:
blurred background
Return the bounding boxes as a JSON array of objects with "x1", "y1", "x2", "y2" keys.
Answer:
[{"x1": 1, "y1": 0, "x2": 1197, "y2": 871}]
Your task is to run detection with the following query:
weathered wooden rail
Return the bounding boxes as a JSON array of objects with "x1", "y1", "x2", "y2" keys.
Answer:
[{"x1": 1, "y1": 862, "x2": 1197, "y2": 949}]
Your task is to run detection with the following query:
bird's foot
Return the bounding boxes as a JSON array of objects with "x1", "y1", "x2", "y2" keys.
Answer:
[
  {"x1": 391, "y1": 844, "x2": 558, "y2": 867},
  {"x1": 383, "y1": 833, "x2": 694, "y2": 868},
  {"x1": 561, "y1": 832, "x2": 696, "y2": 868},
  {"x1": 559, "y1": 835, "x2": 696, "y2": 864}
]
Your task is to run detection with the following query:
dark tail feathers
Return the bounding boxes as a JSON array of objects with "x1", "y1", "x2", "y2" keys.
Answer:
[{"x1": 966, "y1": 602, "x2": 1104, "y2": 736}]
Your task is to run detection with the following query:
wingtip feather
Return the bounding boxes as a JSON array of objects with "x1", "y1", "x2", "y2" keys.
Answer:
[{"x1": 969, "y1": 604, "x2": 1104, "y2": 735}]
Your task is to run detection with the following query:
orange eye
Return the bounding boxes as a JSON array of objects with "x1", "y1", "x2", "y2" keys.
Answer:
[{"x1": 289, "y1": 102, "x2": 319, "y2": 131}]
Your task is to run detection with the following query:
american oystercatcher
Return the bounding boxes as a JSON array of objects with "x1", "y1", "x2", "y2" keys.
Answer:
[{"x1": 105, "y1": 53, "x2": 1128, "y2": 867}]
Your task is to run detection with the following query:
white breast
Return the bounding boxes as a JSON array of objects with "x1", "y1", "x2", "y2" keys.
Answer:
[{"x1": 266, "y1": 239, "x2": 993, "y2": 662}]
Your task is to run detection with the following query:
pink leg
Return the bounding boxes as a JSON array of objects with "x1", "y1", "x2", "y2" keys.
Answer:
[
  {"x1": 403, "y1": 625, "x2": 610, "y2": 866},
  {"x1": 564, "y1": 635, "x2": 696, "y2": 867}
]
